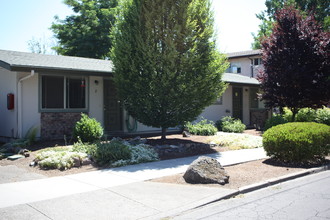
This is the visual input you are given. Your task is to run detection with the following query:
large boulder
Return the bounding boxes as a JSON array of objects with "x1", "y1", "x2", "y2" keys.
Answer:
[{"x1": 183, "y1": 156, "x2": 229, "y2": 185}]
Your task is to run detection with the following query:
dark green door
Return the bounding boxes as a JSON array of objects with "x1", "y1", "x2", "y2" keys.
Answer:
[
  {"x1": 232, "y1": 87, "x2": 243, "y2": 121},
  {"x1": 104, "y1": 79, "x2": 122, "y2": 132}
]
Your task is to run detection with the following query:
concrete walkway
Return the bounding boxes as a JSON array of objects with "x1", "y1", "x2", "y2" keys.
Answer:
[{"x1": 0, "y1": 148, "x2": 267, "y2": 219}]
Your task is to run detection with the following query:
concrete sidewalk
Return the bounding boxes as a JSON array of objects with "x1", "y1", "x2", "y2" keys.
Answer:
[{"x1": 0, "y1": 148, "x2": 267, "y2": 219}]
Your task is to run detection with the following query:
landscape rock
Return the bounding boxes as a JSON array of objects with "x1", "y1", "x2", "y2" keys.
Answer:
[
  {"x1": 72, "y1": 157, "x2": 81, "y2": 167},
  {"x1": 183, "y1": 156, "x2": 229, "y2": 185},
  {"x1": 18, "y1": 149, "x2": 30, "y2": 157},
  {"x1": 81, "y1": 157, "x2": 92, "y2": 166},
  {"x1": 30, "y1": 161, "x2": 37, "y2": 167},
  {"x1": 7, "y1": 154, "x2": 25, "y2": 161},
  {"x1": 182, "y1": 131, "x2": 191, "y2": 137}
]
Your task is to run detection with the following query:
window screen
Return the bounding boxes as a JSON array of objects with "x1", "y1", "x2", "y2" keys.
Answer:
[
  {"x1": 41, "y1": 75, "x2": 87, "y2": 110},
  {"x1": 66, "y1": 78, "x2": 86, "y2": 108},
  {"x1": 42, "y1": 76, "x2": 64, "y2": 108}
]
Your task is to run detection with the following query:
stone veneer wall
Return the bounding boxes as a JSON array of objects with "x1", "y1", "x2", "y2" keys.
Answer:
[{"x1": 41, "y1": 112, "x2": 82, "y2": 140}]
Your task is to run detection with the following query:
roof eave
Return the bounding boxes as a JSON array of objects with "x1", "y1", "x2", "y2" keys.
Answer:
[
  {"x1": 226, "y1": 81, "x2": 260, "y2": 86},
  {"x1": 0, "y1": 60, "x2": 12, "y2": 71},
  {"x1": 9, "y1": 65, "x2": 113, "y2": 76}
]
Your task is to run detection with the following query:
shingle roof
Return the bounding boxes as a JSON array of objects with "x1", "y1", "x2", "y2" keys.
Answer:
[
  {"x1": 223, "y1": 73, "x2": 260, "y2": 85},
  {"x1": 0, "y1": 49, "x2": 113, "y2": 73},
  {"x1": 227, "y1": 49, "x2": 261, "y2": 59}
]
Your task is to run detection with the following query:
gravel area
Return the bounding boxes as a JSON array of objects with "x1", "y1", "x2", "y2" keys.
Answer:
[{"x1": 149, "y1": 159, "x2": 309, "y2": 189}]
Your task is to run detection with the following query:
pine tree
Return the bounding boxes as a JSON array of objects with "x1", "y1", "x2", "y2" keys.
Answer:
[
  {"x1": 111, "y1": 0, "x2": 228, "y2": 139},
  {"x1": 258, "y1": 6, "x2": 330, "y2": 120}
]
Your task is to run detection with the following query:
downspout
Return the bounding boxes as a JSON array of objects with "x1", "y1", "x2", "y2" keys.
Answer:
[
  {"x1": 17, "y1": 70, "x2": 35, "y2": 138},
  {"x1": 248, "y1": 58, "x2": 254, "y2": 78}
]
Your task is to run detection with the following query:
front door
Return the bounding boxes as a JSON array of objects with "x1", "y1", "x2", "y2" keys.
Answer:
[
  {"x1": 232, "y1": 87, "x2": 243, "y2": 121},
  {"x1": 103, "y1": 79, "x2": 122, "y2": 132}
]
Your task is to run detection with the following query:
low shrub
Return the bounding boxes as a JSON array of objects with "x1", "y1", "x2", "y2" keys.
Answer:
[
  {"x1": 220, "y1": 117, "x2": 246, "y2": 133},
  {"x1": 36, "y1": 149, "x2": 88, "y2": 170},
  {"x1": 185, "y1": 119, "x2": 218, "y2": 136},
  {"x1": 73, "y1": 114, "x2": 104, "y2": 143},
  {"x1": 316, "y1": 107, "x2": 330, "y2": 126},
  {"x1": 264, "y1": 114, "x2": 288, "y2": 131},
  {"x1": 94, "y1": 140, "x2": 131, "y2": 166},
  {"x1": 282, "y1": 107, "x2": 294, "y2": 122},
  {"x1": 215, "y1": 116, "x2": 234, "y2": 131},
  {"x1": 296, "y1": 108, "x2": 317, "y2": 122},
  {"x1": 112, "y1": 144, "x2": 159, "y2": 167},
  {"x1": 263, "y1": 122, "x2": 330, "y2": 164},
  {"x1": 208, "y1": 133, "x2": 262, "y2": 150},
  {"x1": 72, "y1": 140, "x2": 97, "y2": 156}
]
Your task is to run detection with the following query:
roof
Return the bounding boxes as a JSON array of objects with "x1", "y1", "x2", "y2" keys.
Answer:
[
  {"x1": 227, "y1": 50, "x2": 261, "y2": 59},
  {"x1": 223, "y1": 73, "x2": 260, "y2": 85},
  {"x1": 0, "y1": 49, "x2": 113, "y2": 74}
]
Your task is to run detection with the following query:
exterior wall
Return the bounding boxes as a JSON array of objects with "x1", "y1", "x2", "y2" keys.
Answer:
[
  {"x1": 228, "y1": 55, "x2": 263, "y2": 78},
  {"x1": 41, "y1": 112, "x2": 81, "y2": 139},
  {"x1": 122, "y1": 109, "x2": 161, "y2": 133},
  {"x1": 0, "y1": 67, "x2": 17, "y2": 140},
  {"x1": 199, "y1": 86, "x2": 232, "y2": 123},
  {"x1": 89, "y1": 76, "x2": 104, "y2": 126},
  {"x1": 229, "y1": 57, "x2": 252, "y2": 77},
  {"x1": 199, "y1": 85, "x2": 265, "y2": 126},
  {"x1": 20, "y1": 72, "x2": 40, "y2": 138}
]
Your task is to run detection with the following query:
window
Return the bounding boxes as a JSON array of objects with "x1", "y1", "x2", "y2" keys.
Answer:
[
  {"x1": 227, "y1": 62, "x2": 241, "y2": 74},
  {"x1": 41, "y1": 75, "x2": 87, "y2": 110},
  {"x1": 254, "y1": 58, "x2": 262, "y2": 66},
  {"x1": 66, "y1": 77, "x2": 86, "y2": 109}
]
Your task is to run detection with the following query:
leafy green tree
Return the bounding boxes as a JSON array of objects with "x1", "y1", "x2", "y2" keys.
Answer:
[
  {"x1": 258, "y1": 6, "x2": 330, "y2": 121},
  {"x1": 252, "y1": 0, "x2": 329, "y2": 49},
  {"x1": 51, "y1": 0, "x2": 118, "y2": 58},
  {"x1": 111, "y1": 0, "x2": 228, "y2": 139}
]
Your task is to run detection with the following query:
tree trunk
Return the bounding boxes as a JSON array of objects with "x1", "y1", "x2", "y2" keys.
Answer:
[
  {"x1": 291, "y1": 108, "x2": 298, "y2": 122},
  {"x1": 161, "y1": 127, "x2": 167, "y2": 140}
]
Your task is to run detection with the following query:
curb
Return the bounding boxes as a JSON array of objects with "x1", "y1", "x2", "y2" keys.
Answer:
[
  {"x1": 194, "y1": 163, "x2": 330, "y2": 209},
  {"x1": 238, "y1": 163, "x2": 330, "y2": 194}
]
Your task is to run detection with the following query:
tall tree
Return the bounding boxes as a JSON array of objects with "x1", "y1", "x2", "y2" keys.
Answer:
[
  {"x1": 51, "y1": 0, "x2": 118, "y2": 59},
  {"x1": 111, "y1": 0, "x2": 228, "y2": 139},
  {"x1": 252, "y1": 0, "x2": 329, "y2": 49},
  {"x1": 27, "y1": 36, "x2": 57, "y2": 55},
  {"x1": 258, "y1": 6, "x2": 330, "y2": 120}
]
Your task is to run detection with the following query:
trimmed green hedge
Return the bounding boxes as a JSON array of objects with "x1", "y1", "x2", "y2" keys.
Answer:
[{"x1": 263, "y1": 122, "x2": 330, "y2": 164}]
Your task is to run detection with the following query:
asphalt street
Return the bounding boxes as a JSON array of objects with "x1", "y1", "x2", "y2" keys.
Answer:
[{"x1": 173, "y1": 170, "x2": 330, "y2": 220}]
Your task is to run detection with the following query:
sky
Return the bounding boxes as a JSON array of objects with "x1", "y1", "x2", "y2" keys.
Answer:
[{"x1": 0, "y1": 0, "x2": 266, "y2": 54}]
